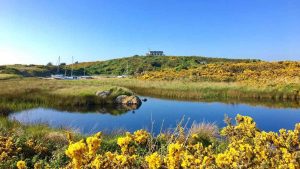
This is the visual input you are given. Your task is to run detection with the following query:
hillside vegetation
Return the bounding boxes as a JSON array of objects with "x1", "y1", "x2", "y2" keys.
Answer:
[
  {"x1": 80, "y1": 55, "x2": 258, "y2": 75},
  {"x1": 0, "y1": 55, "x2": 259, "y2": 77}
]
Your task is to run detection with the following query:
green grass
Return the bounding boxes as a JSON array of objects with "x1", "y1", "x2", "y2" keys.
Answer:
[{"x1": 0, "y1": 74, "x2": 21, "y2": 80}]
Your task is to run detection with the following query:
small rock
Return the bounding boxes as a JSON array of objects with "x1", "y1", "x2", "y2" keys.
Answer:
[
  {"x1": 115, "y1": 95, "x2": 142, "y2": 106},
  {"x1": 96, "y1": 91, "x2": 111, "y2": 98}
]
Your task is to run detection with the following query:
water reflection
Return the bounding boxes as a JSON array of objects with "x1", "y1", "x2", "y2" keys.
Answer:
[
  {"x1": 96, "y1": 104, "x2": 141, "y2": 115},
  {"x1": 8, "y1": 96, "x2": 300, "y2": 135}
]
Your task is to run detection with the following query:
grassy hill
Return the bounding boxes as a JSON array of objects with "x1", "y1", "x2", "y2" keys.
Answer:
[
  {"x1": 0, "y1": 55, "x2": 259, "y2": 77},
  {"x1": 74, "y1": 55, "x2": 259, "y2": 75}
]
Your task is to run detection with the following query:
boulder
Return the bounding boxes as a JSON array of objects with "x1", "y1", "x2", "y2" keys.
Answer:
[
  {"x1": 115, "y1": 95, "x2": 142, "y2": 106},
  {"x1": 96, "y1": 91, "x2": 111, "y2": 98}
]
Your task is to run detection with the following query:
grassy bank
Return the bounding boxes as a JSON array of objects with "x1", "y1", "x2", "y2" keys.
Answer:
[
  {"x1": 1, "y1": 115, "x2": 299, "y2": 168},
  {"x1": 0, "y1": 78, "x2": 134, "y2": 114},
  {"x1": 0, "y1": 117, "x2": 123, "y2": 168},
  {"x1": 69, "y1": 77, "x2": 300, "y2": 101},
  {"x1": 0, "y1": 74, "x2": 21, "y2": 80},
  {"x1": 73, "y1": 77, "x2": 300, "y2": 107}
]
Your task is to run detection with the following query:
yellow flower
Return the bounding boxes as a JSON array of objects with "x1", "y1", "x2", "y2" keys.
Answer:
[
  {"x1": 133, "y1": 129, "x2": 149, "y2": 144},
  {"x1": 117, "y1": 132, "x2": 134, "y2": 154},
  {"x1": 86, "y1": 132, "x2": 102, "y2": 156},
  {"x1": 65, "y1": 140, "x2": 87, "y2": 169},
  {"x1": 91, "y1": 155, "x2": 103, "y2": 169},
  {"x1": 145, "y1": 152, "x2": 162, "y2": 169},
  {"x1": 191, "y1": 134, "x2": 198, "y2": 139},
  {"x1": 34, "y1": 162, "x2": 42, "y2": 169},
  {"x1": 165, "y1": 142, "x2": 184, "y2": 169},
  {"x1": 17, "y1": 160, "x2": 27, "y2": 169}
]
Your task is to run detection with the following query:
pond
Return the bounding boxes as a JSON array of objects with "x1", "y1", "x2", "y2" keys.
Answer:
[{"x1": 8, "y1": 96, "x2": 300, "y2": 135}]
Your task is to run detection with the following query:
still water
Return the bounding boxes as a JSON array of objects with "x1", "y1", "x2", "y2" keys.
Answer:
[{"x1": 9, "y1": 96, "x2": 300, "y2": 135}]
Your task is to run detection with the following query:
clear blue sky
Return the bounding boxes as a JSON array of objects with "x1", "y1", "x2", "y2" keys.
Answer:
[{"x1": 0, "y1": 0, "x2": 299, "y2": 65}]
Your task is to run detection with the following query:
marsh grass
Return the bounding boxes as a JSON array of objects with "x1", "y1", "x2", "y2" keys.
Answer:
[
  {"x1": 189, "y1": 121, "x2": 219, "y2": 138},
  {"x1": 0, "y1": 73, "x2": 21, "y2": 80},
  {"x1": 88, "y1": 77, "x2": 300, "y2": 101},
  {"x1": 0, "y1": 78, "x2": 136, "y2": 113},
  {"x1": 89, "y1": 77, "x2": 300, "y2": 108}
]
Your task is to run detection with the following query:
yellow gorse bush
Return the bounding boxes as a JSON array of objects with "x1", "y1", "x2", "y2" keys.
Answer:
[
  {"x1": 164, "y1": 142, "x2": 184, "y2": 168},
  {"x1": 145, "y1": 152, "x2": 162, "y2": 169},
  {"x1": 6, "y1": 115, "x2": 298, "y2": 168},
  {"x1": 25, "y1": 138, "x2": 48, "y2": 153},
  {"x1": 138, "y1": 61, "x2": 300, "y2": 85},
  {"x1": 216, "y1": 114, "x2": 300, "y2": 168},
  {"x1": 3, "y1": 115, "x2": 299, "y2": 168},
  {"x1": 62, "y1": 115, "x2": 300, "y2": 169},
  {"x1": 65, "y1": 132, "x2": 102, "y2": 169},
  {"x1": 0, "y1": 136, "x2": 16, "y2": 162},
  {"x1": 133, "y1": 129, "x2": 150, "y2": 144}
]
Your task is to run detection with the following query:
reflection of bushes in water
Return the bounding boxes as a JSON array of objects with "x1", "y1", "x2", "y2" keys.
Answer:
[
  {"x1": 0, "y1": 98, "x2": 141, "y2": 116},
  {"x1": 0, "y1": 107, "x2": 11, "y2": 116},
  {"x1": 0, "y1": 100, "x2": 41, "y2": 116},
  {"x1": 0, "y1": 91, "x2": 109, "y2": 114},
  {"x1": 132, "y1": 87, "x2": 300, "y2": 109}
]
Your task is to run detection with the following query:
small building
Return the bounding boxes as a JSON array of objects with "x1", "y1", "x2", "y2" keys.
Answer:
[{"x1": 146, "y1": 51, "x2": 164, "y2": 56}]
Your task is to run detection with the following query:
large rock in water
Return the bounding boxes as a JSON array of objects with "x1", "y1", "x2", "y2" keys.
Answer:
[{"x1": 115, "y1": 95, "x2": 142, "y2": 106}]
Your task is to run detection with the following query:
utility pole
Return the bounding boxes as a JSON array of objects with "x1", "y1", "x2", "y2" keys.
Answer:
[
  {"x1": 84, "y1": 65, "x2": 86, "y2": 76},
  {"x1": 57, "y1": 56, "x2": 60, "y2": 74},
  {"x1": 71, "y1": 56, "x2": 74, "y2": 77},
  {"x1": 126, "y1": 62, "x2": 129, "y2": 75}
]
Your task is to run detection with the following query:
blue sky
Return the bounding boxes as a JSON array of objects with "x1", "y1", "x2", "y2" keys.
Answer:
[{"x1": 0, "y1": 0, "x2": 299, "y2": 65}]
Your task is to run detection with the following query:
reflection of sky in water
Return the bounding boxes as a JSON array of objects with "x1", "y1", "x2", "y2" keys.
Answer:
[{"x1": 9, "y1": 97, "x2": 300, "y2": 135}]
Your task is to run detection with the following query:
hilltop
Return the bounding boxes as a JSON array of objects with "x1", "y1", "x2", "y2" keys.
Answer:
[
  {"x1": 0, "y1": 55, "x2": 260, "y2": 77},
  {"x1": 79, "y1": 55, "x2": 258, "y2": 75}
]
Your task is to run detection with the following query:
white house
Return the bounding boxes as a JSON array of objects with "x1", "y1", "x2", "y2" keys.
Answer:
[{"x1": 146, "y1": 51, "x2": 164, "y2": 56}]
